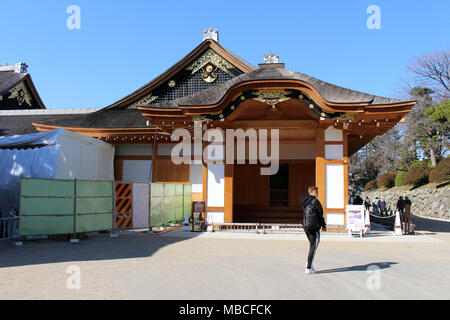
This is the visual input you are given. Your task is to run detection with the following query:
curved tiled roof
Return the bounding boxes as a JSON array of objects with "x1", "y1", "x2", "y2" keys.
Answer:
[{"x1": 147, "y1": 66, "x2": 404, "y2": 109}]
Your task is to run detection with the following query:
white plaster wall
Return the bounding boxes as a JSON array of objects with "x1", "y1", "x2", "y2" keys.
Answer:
[
  {"x1": 325, "y1": 164, "x2": 345, "y2": 209},
  {"x1": 190, "y1": 163, "x2": 203, "y2": 193},
  {"x1": 207, "y1": 211, "x2": 225, "y2": 224},
  {"x1": 325, "y1": 127, "x2": 343, "y2": 142},
  {"x1": 207, "y1": 164, "x2": 224, "y2": 207},
  {"x1": 325, "y1": 145, "x2": 344, "y2": 160},
  {"x1": 326, "y1": 212, "x2": 345, "y2": 225}
]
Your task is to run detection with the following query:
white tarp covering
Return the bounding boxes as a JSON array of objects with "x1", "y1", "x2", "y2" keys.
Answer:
[{"x1": 0, "y1": 129, "x2": 115, "y2": 215}]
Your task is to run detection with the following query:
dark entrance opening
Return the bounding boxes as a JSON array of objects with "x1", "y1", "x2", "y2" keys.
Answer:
[
  {"x1": 270, "y1": 164, "x2": 289, "y2": 207},
  {"x1": 233, "y1": 161, "x2": 316, "y2": 224}
]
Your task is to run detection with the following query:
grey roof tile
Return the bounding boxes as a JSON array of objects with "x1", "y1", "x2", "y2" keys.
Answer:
[{"x1": 0, "y1": 71, "x2": 27, "y2": 95}]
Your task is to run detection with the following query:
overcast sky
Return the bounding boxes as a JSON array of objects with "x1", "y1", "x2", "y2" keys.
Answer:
[{"x1": 1, "y1": 0, "x2": 449, "y2": 109}]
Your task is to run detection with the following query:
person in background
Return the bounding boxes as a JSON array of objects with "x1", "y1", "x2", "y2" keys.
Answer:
[
  {"x1": 387, "y1": 205, "x2": 392, "y2": 216},
  {"x1": 380, "y1": 199, "x2": 387, "y2": 217},
  {"x1": 364, "y1": 197, "x2": 371, "y2": 212},
  {"x1": 404, "y1": 197, "x2": 412, "y2": 234},
  {"x1": 355, "y1": 195, "x2": 364, "y2": 205},
  {"x1": 397, "y1": 196, "x2": 405, "y2": 222},
  {"x1": 373, "y1": 197, "x2": 380, "y2": 215}
]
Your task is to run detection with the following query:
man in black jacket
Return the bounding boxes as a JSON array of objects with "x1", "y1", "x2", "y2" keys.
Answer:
[
  {"x1": 397, "y1": 196, "x2": 405, "y2": 222},
  {"x1": 404, "y1": 197, "x2": 412, "y2": 234},
  {"x1": 301, "y1": 186, "x2": 327, "y2": 274}
]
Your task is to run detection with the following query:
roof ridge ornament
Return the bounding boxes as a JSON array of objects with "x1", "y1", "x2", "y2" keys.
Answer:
[
  {"x1": 203, "y1": 28, "x2": 219, "y2": 42},
  {"x1": 0, "y1": 62, "x2": 28, "y2": 73},
  {"x1": 259, "y1": 53, "x2": 284, "y2": 69},
  {"x1": 263, "y1": 53, "x2": 279, "y2": 64}
]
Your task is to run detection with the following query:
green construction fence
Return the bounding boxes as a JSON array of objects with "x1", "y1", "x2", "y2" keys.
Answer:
[
  {"x1": 19, "y1": 178, "x2": 114, "y2": 237},
  {"x1": 149, "y1": 183, "x2": 192, "y2": 227},
  {"x1": 18, "y1": 178, "x2": 192, "y2": 237}
]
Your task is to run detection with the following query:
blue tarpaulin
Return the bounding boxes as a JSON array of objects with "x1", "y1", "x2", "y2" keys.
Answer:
[{"x1": 0, "y1": 129, "x2": 114, "y2": 216}]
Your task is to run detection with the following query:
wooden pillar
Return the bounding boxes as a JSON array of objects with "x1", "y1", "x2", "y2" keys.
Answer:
[
  {"x1": 151, "y1": 142, "x2": 159, "y2": 183},
  {"x1": 114, "y1": 158, "x2": 123, "y2": 181},
  {"x1": 224, "y1": 163, "x2": 234, "y2": 223},
  {"x1": 343, "y1": 131, "x2": 349, "y2": 223},
  {"x1": 315, "y1": 127, "x2": 326, "y2": 208},
  {"x1": 202, "y1": 161, "x2": 208, "y2": 202}
]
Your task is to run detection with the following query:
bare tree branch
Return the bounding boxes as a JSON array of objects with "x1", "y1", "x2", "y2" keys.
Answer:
[{"x1": 408, "y1": 50, "x2": 450, "y2": 100}]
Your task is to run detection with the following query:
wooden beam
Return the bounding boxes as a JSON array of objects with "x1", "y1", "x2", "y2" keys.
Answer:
[
  {"x1": 324, "y1": 209, "x2": 346, "y2": 213},
  {"x1": 343, "y1": 131, "x2": 349, "y2": 224},
  {"x1": 32, "y1": 123, "x2": 162, "y2": 136},
  {"x1": 151, "y1": 142, "x2": 159, "y2": 183},
  {"x1": 202, "y1": 162, "x2": 208, "y2": 203},
  {"x1": 279, "y1": 140, "x2": 315, "y2": 145},
  {"x1": 233, "y1": 139, "x2": 315, "y2": 145},
  {"x1": 206, "y1": 207, "x2": 225, "y2": 212},
  {"x1": 231, "y1": 120, "x2": 318, "y2": 129},
  {"x1": 224, "y1": 163, "x2": 234, "y2": 223},
  {"x1": 115, "y1": 156, "x2": 153, "y2": 161},
  {"x1": 315, "y1": 128, "x2": 326, "y2": 211}
]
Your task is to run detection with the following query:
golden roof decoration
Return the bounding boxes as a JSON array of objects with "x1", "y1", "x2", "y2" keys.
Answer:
[
  {"x1": 336, "y1": 113, "x2": 357, "y2": 121},
  {"x1": 186, "y1": 48, "x2": 235, "y2": 76},
  {"x1": 8, "y1": 82, "x2": 33, "y2": 107},
  {"x1": 128, "y1": 92, "x2": 159, "y2": 109},
  {"x1": 252, "y1": 89, "x2": 292, "y2": 106}
]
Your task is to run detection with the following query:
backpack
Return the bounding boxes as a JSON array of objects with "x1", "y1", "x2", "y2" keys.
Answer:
[{"x1": 303, "y1": 198, "x2": 320, "y2": 230}]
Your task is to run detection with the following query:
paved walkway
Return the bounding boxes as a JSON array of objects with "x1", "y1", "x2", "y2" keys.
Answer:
[
  {"x1": 158, "y1": 227, "x2": 443, "y2": 243},
  {"x1": 0, "y1": 215, "x2": 449, "y2": 300}
]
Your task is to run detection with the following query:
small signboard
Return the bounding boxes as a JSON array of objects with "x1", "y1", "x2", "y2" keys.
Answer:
[
  {"x1": 192, "y1": 201, "x2": 206, "y2": 213},
  {"x1": 346, "y1": 205, "x2": 365, "y2": 236}
]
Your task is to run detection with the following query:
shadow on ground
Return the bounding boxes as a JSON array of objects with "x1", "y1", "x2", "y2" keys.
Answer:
[
  {"x1": 0, "y1": 230, "x2": 199, "y2": 269},
  {"x1": 316, "y1": 262, "x2": 398, "y2": 274},
  {"x1": 412, "y1": 215, "x2": 450, "y2": 233}
]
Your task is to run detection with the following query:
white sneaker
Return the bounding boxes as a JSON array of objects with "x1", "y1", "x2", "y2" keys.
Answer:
[{"x1": 305, "y1": 267, "x2": 317, "y2": 274}]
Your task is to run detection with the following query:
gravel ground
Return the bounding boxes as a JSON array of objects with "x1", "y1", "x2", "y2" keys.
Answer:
[{"x1": 0, "y1": 215, "x2": 449, "y2": 300}]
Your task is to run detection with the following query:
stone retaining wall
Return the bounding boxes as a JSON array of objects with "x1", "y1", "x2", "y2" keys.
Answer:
[{"x1": 361, "y1": 185, "x2": 449, "y2": 220}]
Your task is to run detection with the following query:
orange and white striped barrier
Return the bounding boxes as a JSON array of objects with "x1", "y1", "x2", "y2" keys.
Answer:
[{"x1": 115, "y1": 183, "x2": 133, "y2": 229}]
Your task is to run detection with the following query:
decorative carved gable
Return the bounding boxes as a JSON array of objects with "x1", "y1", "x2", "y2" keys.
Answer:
[
  {"x1": 186, "y1": 48, "x2": 235, "y2": 76},
  {"x1": 8, "y1": 82, "x2": 33, "y2": 107},
  {"x1": 127, "y1": 92, "x2": 159, "y2": 109},
  {"x1": 123, "y1": 49, "x2": 242, "y2": 109}
]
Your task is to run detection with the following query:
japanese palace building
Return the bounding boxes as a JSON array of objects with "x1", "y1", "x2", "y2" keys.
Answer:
[{"x1": 2, "y1": 30, "x2": 416, "y2": 228}]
